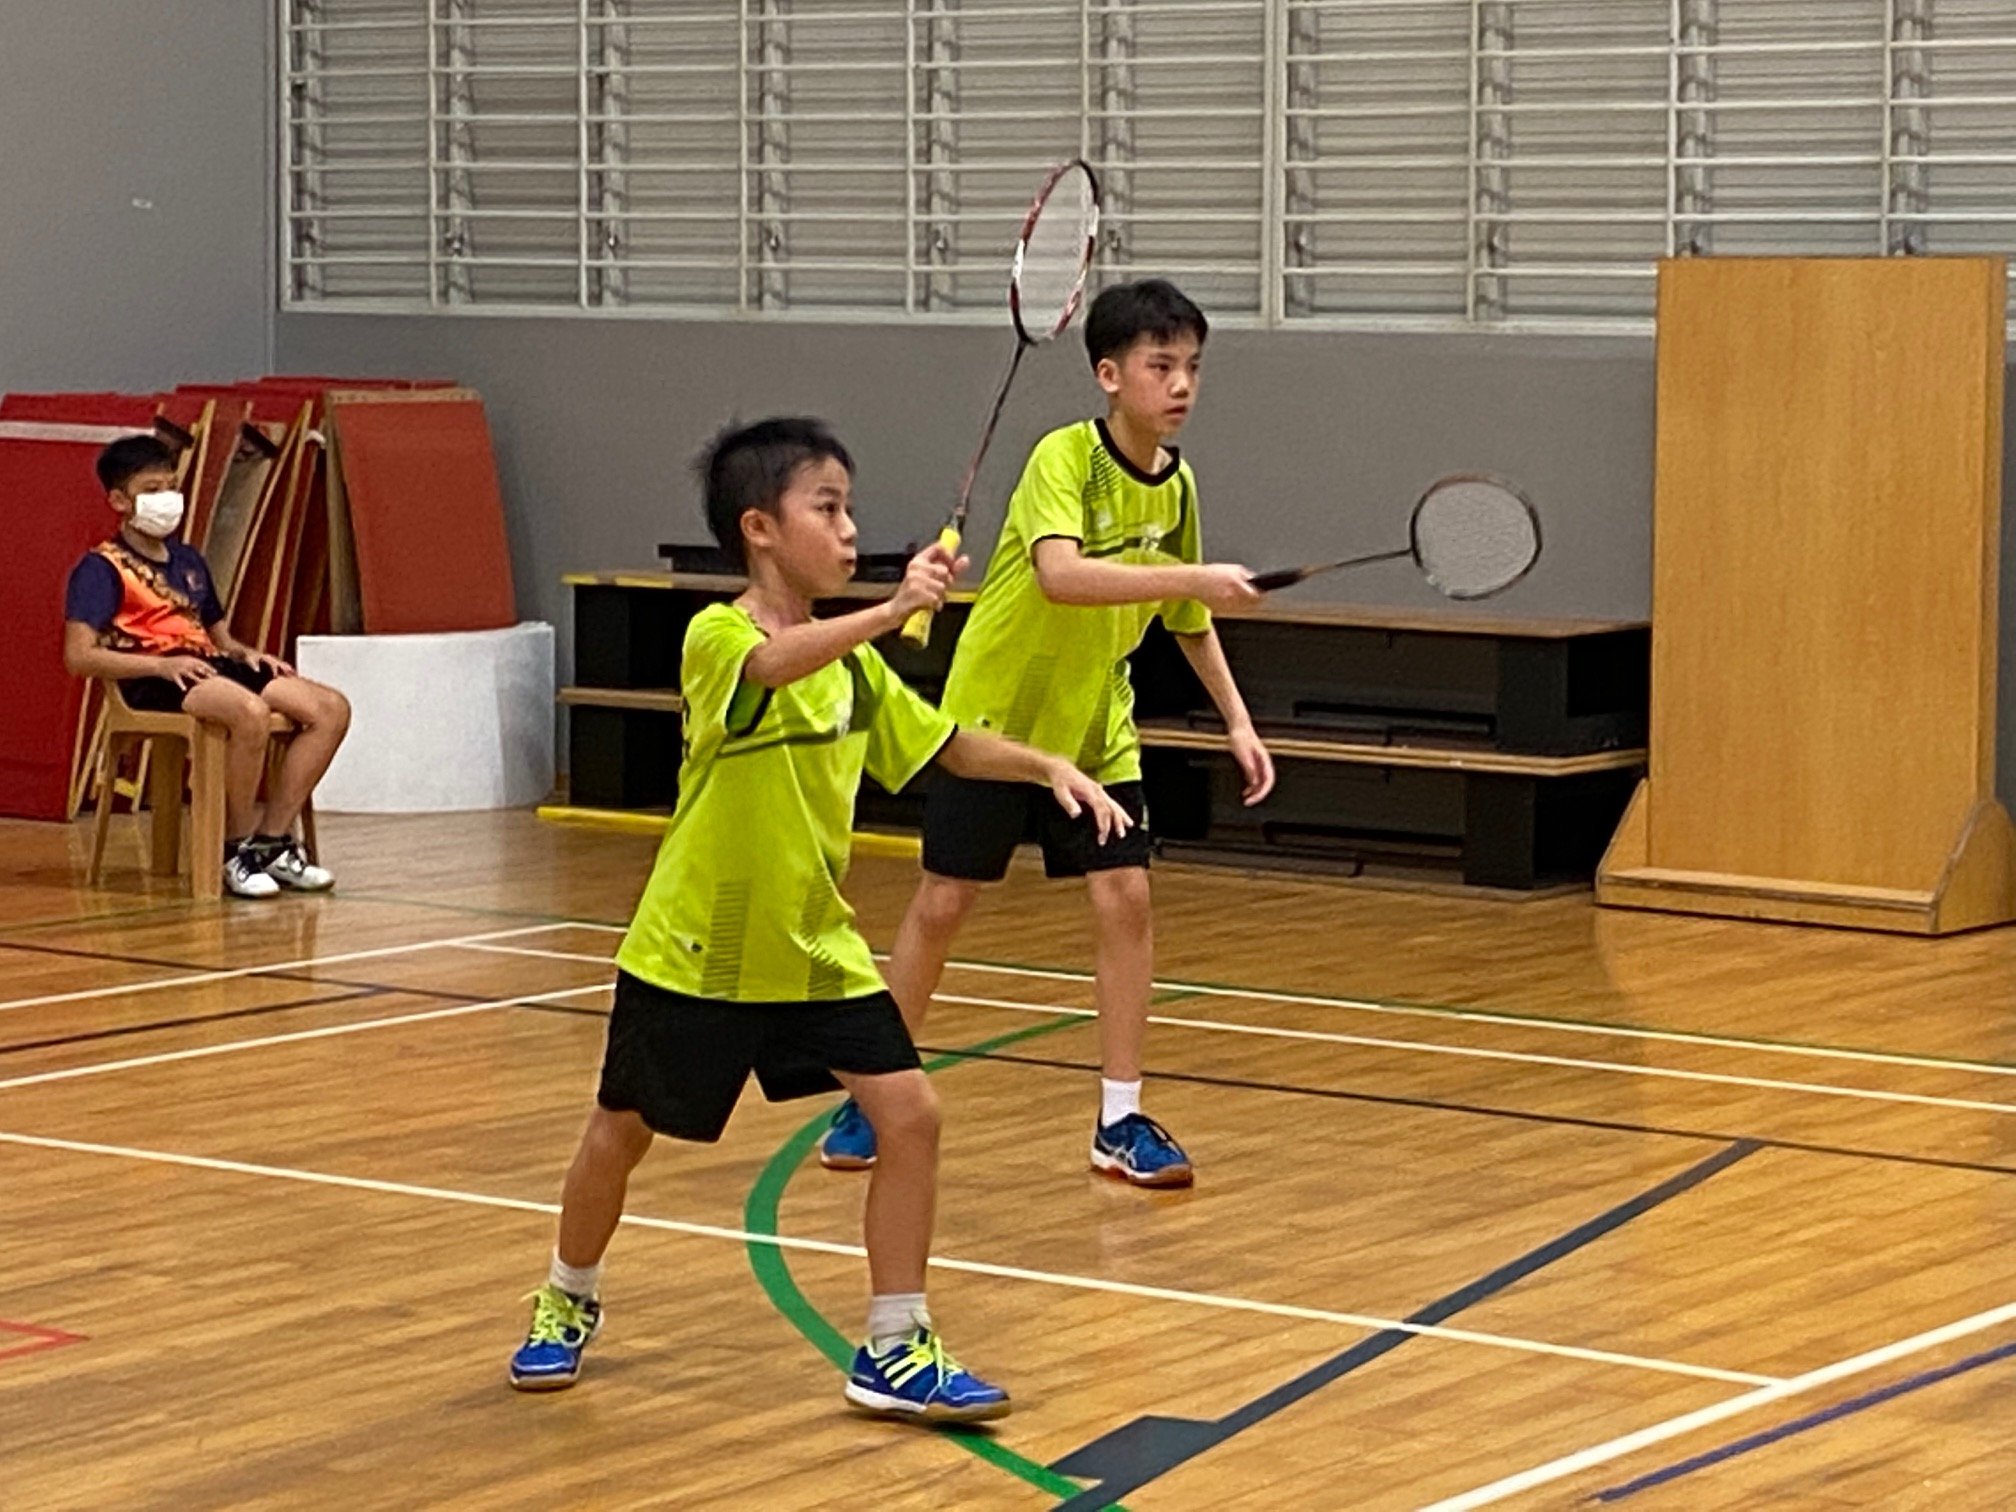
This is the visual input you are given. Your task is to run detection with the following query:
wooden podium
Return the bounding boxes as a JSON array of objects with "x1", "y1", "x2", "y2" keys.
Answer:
[{"x1": 1598, "y1": 257, "x2": 2016, "y2": 934}]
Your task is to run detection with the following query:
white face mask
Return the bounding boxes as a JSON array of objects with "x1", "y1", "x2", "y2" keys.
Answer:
[{"x1": 130, "y1": 490, "x2": 185, "y2": 538}]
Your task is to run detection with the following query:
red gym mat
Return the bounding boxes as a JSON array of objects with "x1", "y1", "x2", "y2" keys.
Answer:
[
  {"x1": 327, "y1": 390, "x2": 517, "y2": 634},
  {"x1": 1, "y1": 396, "x2": 158, "y2": 820}
]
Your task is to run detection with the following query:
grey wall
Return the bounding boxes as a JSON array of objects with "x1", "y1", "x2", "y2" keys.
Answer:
[
  {"x1": 278, "y1": 310, "x2": 2016, "y2": 800},
  {"x1": 273, "y1": 314, "x2": 1655, "y2": 619},
  {"x1": 0, "y1": 1, "x2": 272, "y2": 395}
]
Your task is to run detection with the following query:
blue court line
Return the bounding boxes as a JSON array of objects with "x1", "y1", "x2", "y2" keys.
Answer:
[
  {"x1": 1046, "y1": 1138, "x2": 1762, "y2": 1511},
  {"x1": 1592, "y1": 1337, "x2": 2016, "y2": 1501}
]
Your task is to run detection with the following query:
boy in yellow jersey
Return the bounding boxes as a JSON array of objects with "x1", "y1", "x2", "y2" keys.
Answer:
[
  {"x1": 820, "y1": 279, "x2": 1275, "y2": 1187},
  {"x1": 508, "y1": 418, "x2": 1128, "y2": 1417}
]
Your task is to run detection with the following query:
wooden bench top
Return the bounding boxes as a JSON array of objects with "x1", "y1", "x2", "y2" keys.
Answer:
[
  {"x1": 1137, "y1": 724, "x2": 1644, "y2": 777},
  {"x1": 555, "y1": 689, "x2": 1643, "y2": 775},
  {"x1": 558, "y1": 687, "x2": 684, "y2": 712},
  {"x1": 561, "y1": 570, "x2": 1646, "y2": 639}
]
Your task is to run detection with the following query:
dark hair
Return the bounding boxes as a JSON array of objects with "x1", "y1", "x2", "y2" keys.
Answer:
[
  {"x1": 1083, "y1": 278, "x2": 1209, "y2": 368},
  {"x1": 695, "y1": 417, "x2": 855, "y2": 568},
  {"x1": 96, "y1": 433, "x2": 178, "y2": 494}
]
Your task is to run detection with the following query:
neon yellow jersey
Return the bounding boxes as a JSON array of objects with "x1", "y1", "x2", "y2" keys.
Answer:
[
  {"x1": 615, "y1": 603, "x2": 954, "y2": 1002},
  {"x1": 941, "y1": 419, "x2": 1210, "y2": 783}
]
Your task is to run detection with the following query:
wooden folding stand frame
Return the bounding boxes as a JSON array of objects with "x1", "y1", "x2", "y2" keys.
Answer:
[{"x1": 1599, "y1": 256, "x2": 2015, "y2": 934}]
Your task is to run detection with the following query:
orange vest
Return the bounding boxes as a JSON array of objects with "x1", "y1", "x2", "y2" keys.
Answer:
[{"x1": 93, "y1": 541, "x2": 217, "y2": 656}]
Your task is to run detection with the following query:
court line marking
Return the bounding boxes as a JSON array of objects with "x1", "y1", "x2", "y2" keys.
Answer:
[
  {"x1": 1047, "y1": 1139, "x2": 1767, "y2": 1512},
  {"x1": 0, "y1": 1336, "x2": 84, "y2": 1365},
  {"x1": 454, "y1": 942, "x2": 2016, "y2": 1116},
  {"x1": 19, "y1": 951, "x2": 2015, "y2": 1125},
  {"x1": 942, "y1": 960, "x2": 2016, "y2": 1081},
  {"x1": 453, "y1": 936, "x2": 2016, "y2": 1084},
  {"x1": 924, "y1": 994, "x2": 2016, "y2": 1118},
  {"x1": 452, "y1": 941, "x2": 611, "y2": 965},
  {"x1": 745, "y1": 1015, "x2": 1114, "y2": 1505},
  {"x1": 0, "y1": 922, "x2": 576, "y2": 1014},
  {"x1": 0, "y1": 1127, "x2": 1775, "y2": 1387},
  {"x1": 957, "y1": 1043, "x2": 2016, "y2": 1183},
  {"x1": 0, "y1": 986, "x2": 385, "y2": 1059},
  {"x1": 0, "y1": 984, "x2": 609, "y2": 1091},
  {"x1": 1421, "y1": 1298, "x2": 2016, "y2": 1510},
  {"x1": 1591, "y1": 1336, "x2": 2016, "y2": 1501}
]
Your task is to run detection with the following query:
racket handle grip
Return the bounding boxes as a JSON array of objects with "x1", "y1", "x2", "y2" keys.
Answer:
[
  {"x1": 899, "y1": 526, "x2": 964, "y2": 648},
  {"x1": 1246, "y1": 568, "x2": 1304, "y2": 593}
]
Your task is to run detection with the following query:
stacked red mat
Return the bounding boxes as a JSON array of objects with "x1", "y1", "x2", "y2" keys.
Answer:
[{"x1": 3, "y1": 378, "x2": 519, "y2": 821}]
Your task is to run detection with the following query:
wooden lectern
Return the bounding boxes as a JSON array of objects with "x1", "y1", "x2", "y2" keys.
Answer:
[{"x1": 1598, "y1": 257, "x2": 2015, "y2": 934}]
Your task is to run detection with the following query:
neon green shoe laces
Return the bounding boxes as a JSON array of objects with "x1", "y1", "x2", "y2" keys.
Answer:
[{"x1": 523, "y1": 1284, "x2": 595, "y2": 1346}]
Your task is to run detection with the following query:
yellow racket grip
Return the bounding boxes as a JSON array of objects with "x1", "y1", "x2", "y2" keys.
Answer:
[{"x1": 899, "y1": 525, "x2": 964, "y2": 648}]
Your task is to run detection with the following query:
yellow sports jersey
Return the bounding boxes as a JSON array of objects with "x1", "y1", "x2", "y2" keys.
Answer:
[
  {"x1": 616, "y1": 603, "x2": 954, "y2": 1002},
  {"x1": 941, "y1": 418, "x2": 1211, "y2": 783}
]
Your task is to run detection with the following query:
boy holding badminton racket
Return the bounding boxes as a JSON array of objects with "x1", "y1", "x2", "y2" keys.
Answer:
[
  {"x1": 822, "y1": 279, "x2": 1275, "y2": 1187},
  {"x1": 508, "y1": 418, "x2": 1129, "y2": 1416}
]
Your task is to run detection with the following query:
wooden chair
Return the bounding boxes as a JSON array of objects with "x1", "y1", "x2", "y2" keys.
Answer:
[{"x1": 86, "y1": 683, "x2": 319, "y2": 901}]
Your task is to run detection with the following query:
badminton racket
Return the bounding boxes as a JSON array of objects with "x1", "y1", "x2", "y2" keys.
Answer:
[
  {"x1": 1248, "y1": 474, "x2": 1541, "y2": 600},
  {"x1": 901, "y1": 157, "x2": 1101, "y2": 647}
]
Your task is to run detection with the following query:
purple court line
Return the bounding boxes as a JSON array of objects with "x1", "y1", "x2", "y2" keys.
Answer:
[{"x1": 1592, "y1": 1336, "x2": 2016, "y2": 1501}]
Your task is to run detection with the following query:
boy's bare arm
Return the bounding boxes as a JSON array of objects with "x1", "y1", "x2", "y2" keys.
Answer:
[
  {"x1": 1175, "y1": 626, "x2": 1276, "y2": 805},
  {"x1": 741, "y1": 546, "x2": 964, "y2": 688},
  {"x1": 936, "y1": 729, "x2": 1132, "y2": 841},
  {"x1": 62, "y1": 620, "x2": 209, "y2": 685},
  {"x1": 1031, "y1": 538, "x2": 1260, "y2": 614}
]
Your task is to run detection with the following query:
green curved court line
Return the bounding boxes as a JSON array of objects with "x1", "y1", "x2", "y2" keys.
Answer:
[{"x1": 742, "y1": 1015, "x2": 1123, "y2": 1510}]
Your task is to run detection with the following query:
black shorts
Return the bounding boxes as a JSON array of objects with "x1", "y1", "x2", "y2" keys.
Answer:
[
  {"x1": 921, "y1": 773, "x2": 1152, "y2": 883},
  {"x1": 119, "y1": 655, "x2": 274, "y2": 714},
  {"x1": 595, "y1": 970, "x2": 922, "y2": 1142}
]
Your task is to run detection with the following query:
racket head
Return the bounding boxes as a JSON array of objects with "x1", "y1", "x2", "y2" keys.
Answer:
[
  {"x1": 1408, "y1": 474, "x2": 1542, "y2": 600},
  {"x1": 1009, "y1": 159, "x2": 1101, "y2": 345}
]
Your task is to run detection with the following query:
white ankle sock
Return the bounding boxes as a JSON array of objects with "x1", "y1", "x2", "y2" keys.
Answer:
[
  {"x1": 867, "y1": 1292, "x2": 930, "y2": 1353},
  {"x1": 1101, "y1": 1078, "x2": 1143, "y2": 1128},
  {"x1": 549, "y1": 1251, "x2": 601, "y2": 1300}
]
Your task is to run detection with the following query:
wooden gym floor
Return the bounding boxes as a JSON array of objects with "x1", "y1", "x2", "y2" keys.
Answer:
[{"x1": 5, "y1": 809, "x2": 2016, "y2": 1510}]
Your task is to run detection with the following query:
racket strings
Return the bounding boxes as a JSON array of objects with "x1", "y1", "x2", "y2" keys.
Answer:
[
  {"x1": 1411, "y1": 481, "x2": 1540, "y2": 599},
  {"x1": 1015, "y1": 165, "x2": 1098, "y2": 339}
]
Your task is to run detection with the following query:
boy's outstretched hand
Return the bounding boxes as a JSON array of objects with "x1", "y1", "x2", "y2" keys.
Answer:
[
  {"x1": 1192, "y1": 563, "x2": 1264, "y2": 614},
  {"x1": 1042, "y1": 757, "x2": 1134, "y2": 844},
  {"x1": 889, "y1": 541, "x2": 970, "y2": 623}
]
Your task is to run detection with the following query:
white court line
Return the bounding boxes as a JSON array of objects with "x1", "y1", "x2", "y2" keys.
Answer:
[
  {"x1": 460, "y1": 933, "x2": 2016, "y2": 1084},
  {"x1": 0, "y1": 984, "x2": 610, "y2": 1091},
  {"x1": 1422, "y1": 1298, "x2": 2016, "y2": 1509},
  {"x1": 451, "y1": 941, "x2": 2016, "y2": 1118},
  {"x1": 0, "y1": 1127, "x2": 1775, "y2": 1388},
  {"x1": 453, "y1": 941, "x2": 613, "y2": 965},
  {"x1": 941, "y1": 960, "x2": 2016, "y2": 1082},
  {"x1": 928, "y1": 994, "x2": 2016, "y2": 1119},
  {"x1": 0, "y1": 921, "x2": 578, "y2": 1014}
]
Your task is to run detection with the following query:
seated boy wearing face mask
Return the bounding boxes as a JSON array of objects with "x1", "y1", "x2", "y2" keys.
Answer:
[{"x1": 63, "y1": 433, "x2": 351, "y2": 899}]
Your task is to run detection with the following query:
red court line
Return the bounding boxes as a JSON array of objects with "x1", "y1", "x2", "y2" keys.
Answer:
[{"x1": 0, "y1": 1319, "x2": 86, "y2": 1363}]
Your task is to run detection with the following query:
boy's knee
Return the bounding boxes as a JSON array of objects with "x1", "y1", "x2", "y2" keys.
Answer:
[
  {"x1": 584, "y1": 1105, "x2": 654, "y2": 1165},
  {"x1": 870, "y1": 1078, "x2": 940, "y2": 1148},
  {"x1": 218, "y1": 693, "x2": 269, "y2": 741},
  {"x1": 916, "y1": 875, "x2": 982, "y2": 929},
  {"x1": 322, "y1": 686, "x2": 352, "y2": 734},
  {"x1": 1090, "y1": 867, "x2": 1152, "y2": 926}
]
